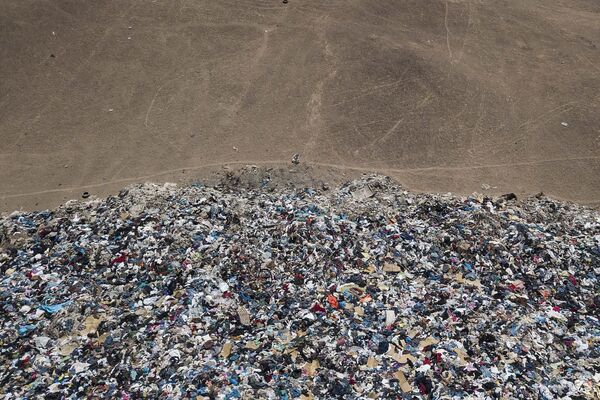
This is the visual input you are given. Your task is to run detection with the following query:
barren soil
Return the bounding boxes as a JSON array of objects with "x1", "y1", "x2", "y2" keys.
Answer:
[{"x1": 1, "y1": 0, "x2": 599, "y2": 211}]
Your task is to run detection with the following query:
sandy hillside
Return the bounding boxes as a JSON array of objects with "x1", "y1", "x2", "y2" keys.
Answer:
[{"x1": 1, "y1": 0, "x2": 599, "y2": 211}]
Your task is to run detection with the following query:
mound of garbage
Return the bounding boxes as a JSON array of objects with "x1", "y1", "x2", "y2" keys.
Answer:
[{"x1": 1, "y1": 175, "x2": 598, "y2": 399}]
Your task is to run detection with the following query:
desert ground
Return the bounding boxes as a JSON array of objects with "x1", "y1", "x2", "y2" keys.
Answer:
[{"x1": 1, "y1": 0, "x2": 599, "y2": 211}]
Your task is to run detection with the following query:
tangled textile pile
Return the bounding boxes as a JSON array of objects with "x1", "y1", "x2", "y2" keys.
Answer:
[{"x1": 1, "y1": 175, "x2": 599, "y2": 399}]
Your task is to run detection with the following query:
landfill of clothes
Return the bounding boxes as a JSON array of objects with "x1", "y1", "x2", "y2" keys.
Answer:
[{"x1": 0, "y1": 175, "x2": 599, "y2": 399}]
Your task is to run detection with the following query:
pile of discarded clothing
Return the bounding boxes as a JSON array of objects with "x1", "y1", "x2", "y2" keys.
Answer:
[{"x1": 1, "y1": 175, "x2": 598, "y2": 399}]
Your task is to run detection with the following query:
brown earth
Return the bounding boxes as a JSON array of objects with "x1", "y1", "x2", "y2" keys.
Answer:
[{"x1": 1, "y1": 0, "x2": 599, "y2": 212}]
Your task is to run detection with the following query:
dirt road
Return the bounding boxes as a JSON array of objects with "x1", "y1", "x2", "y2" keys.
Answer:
[{"x1": 1, "y1": 0, "x2": 599, "y2": 211}]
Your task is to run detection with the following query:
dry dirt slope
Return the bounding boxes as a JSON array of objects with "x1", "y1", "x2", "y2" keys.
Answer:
[{"x1": 1, "y1": 0, "x2": 599, "y2": 211}]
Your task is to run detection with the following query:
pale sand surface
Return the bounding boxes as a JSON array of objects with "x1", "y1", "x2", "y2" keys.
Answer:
[{"x1": 1, "y1": 0, "x2": 599, "y2": 211}]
